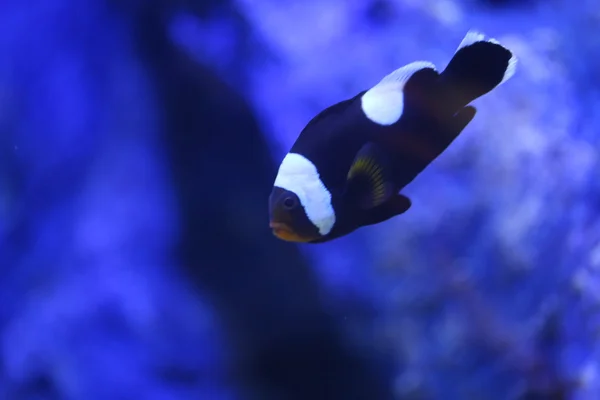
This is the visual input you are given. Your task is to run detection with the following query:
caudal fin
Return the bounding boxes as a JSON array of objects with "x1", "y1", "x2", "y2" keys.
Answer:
[{"x1": 439, "y1": 30, "x2": 517, "y2": 112}]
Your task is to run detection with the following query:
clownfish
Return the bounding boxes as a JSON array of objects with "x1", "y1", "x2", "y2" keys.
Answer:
[{"x1": 269, "y1": 30, "x2": 517, "y2": 243}]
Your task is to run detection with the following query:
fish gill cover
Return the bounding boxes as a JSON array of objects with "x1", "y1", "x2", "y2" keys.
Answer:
[{"x1": 0, "y1": 0, "x2": 599, "y2": 399}]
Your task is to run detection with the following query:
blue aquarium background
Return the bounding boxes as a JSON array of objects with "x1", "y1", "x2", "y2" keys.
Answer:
[{"x1": 1, "y1": 0, "x2": 598, "y2": 399}]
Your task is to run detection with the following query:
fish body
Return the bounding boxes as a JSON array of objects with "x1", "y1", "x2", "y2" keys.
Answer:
[{"x1": 269, "y1": 30, "x2": 517, "y2": 243}]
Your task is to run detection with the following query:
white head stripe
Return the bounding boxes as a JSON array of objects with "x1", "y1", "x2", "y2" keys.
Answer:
[
  {"x1": 361, "y1": 61, "x2": 437, "y2": 126},
  {"x1": 273, "y1": 153, "x2": 335, "y2": 235}
]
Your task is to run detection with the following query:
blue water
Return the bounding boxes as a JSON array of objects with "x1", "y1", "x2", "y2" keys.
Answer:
[{"x1": 0, "y1": 0, "x2": 598, "y2": 399}]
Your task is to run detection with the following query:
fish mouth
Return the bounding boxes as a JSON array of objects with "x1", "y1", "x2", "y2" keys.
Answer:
[{"x1": 269, "y1": 222, "x2": 313, "y2": 243}]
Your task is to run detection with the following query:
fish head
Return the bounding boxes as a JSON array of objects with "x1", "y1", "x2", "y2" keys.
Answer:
[
  {"x1": 268, "y1": 186, "x2": 323, "y2": 242},
  {"x1": 269, "y1": 153, "x2": 336, "y2": 242}
]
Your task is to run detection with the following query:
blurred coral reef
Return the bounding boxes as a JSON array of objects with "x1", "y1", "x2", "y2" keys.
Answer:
[{"x1": 0, "y1": 0, "x2": 598, "y2": 399}]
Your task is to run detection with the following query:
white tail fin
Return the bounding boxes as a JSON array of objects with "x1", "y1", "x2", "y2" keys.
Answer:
[{"x1": 454, "y1": 29, "x2": 517, "y2": 85}]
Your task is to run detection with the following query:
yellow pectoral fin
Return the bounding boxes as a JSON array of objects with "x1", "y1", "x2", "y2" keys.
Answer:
[{"x1": 347, "y1": 142, "x2": 395, "y2": 209}]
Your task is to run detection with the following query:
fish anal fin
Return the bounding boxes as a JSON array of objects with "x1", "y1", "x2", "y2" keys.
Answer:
[{"x1": 361, "y1": 193, "x2": 412, "y2": 227}]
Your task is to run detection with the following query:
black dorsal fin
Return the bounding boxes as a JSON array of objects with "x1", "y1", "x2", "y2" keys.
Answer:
[{"x1": 301, "y1": 91, "x2": 366, "y2": 133}]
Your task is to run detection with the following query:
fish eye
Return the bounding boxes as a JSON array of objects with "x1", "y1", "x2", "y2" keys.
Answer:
[{"x1": 283, "y1": 196, "x2": 297, "y2": 210}]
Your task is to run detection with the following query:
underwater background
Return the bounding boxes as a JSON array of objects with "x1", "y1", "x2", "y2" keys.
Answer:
[{"x1": 0, "y1": 0, "x2": 598, "y2": 399}]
